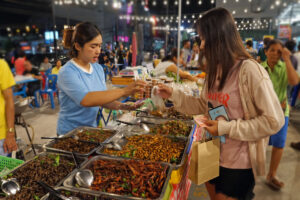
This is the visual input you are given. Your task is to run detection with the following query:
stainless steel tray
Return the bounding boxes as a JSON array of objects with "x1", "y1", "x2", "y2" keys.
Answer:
[
  {"x1": 96, "y1": 134, "x2": 190, "y2": 170},
  {"x1": 40, "y1": 186, "x2": 126, "y2": 200},
  {"x1": 2, "y1": 152, "x2": 87, "y2": 200},
  {"x1": 43, "y1": 127, "x2": 118, "y2": 157},
  {"x1": 63, "y1": 155, "x2": 172, "y2": 200},
  {"x1": 136, "y1": 110, "x2": 194, "y2": 123}
]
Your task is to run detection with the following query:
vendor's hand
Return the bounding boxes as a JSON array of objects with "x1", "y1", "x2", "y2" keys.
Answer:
[
  {"x1": 123, "y1": 80, "x2": 146, "y2": 96},
  {"x1": 156, "y1": 83, "x2": 173, "y2": 99},
  {"x1": 282, "y1": 47, "x2": 291, "y2": 62},
  {"x1": 3, "y1": 134, "x2": 18, "y2": 153},
  {"x1": 205, "y1": 120, "x2": 219, "y2": 136},
  {"x1": 119, "y1": 101, "x2": 144, "y2": 110}
]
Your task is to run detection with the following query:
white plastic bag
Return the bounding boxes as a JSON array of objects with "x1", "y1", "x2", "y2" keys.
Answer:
[{"x1": 151, "y1": 86, "x2": 166, "y2": 111}]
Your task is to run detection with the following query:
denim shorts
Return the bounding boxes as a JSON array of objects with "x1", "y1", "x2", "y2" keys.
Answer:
[
  {"x1": 269, "y1": 117, "x2": 289, "y2": 148},
  {"x1": 0, "y1": 139, "x2": 9, "y2": 156}
]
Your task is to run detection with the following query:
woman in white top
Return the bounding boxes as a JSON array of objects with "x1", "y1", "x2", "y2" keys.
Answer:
[{"x1": 153, "y1": 48, "x2": 198, "y2": 82}]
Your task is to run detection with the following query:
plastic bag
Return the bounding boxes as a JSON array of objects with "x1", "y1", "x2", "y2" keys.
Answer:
[{"x1": 151, "y1": 86, "x2": 166, "y2": 111}]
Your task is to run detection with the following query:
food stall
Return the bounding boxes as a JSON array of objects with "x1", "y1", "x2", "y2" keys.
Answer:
[{"x1": 0, "y1": 74, "x2": 205, "y2": 200}]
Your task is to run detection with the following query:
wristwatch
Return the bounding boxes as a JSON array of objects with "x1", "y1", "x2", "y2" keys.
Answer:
[{"x1": 7, "y1": 127, "x2": 15, "y2": 133}]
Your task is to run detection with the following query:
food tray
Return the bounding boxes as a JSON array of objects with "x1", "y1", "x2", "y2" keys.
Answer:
[
  {"x1": 148, "y1": 122, "x2": 195, "y2": 139},
  {"x1": 40, "y1": 186, "x2": 126, "y2": 200},
  {"x1": 43, "y1": 127, "x2": 118, "y2": 157},
  {"x1": 63, "y1": 155, "x2": 173, "y2": 200},
  {"x1": 136, "y1": 110, "x2": 194, "y2": 123},
  {"x1": 96, "y1": 134, "x2": 190, "y2": 170},
  {"x1": 2, "y1": 152, "x2": 87, "y2": 200}
]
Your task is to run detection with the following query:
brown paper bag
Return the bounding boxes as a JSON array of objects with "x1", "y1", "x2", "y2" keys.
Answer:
[{"x1": 188, "y1": 137, "x2": 220, "y2": 185}]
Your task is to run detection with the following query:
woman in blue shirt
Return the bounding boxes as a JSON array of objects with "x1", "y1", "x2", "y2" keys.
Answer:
[{"x1": 57, "y1": 22, "x2": 145, "y2": 135}]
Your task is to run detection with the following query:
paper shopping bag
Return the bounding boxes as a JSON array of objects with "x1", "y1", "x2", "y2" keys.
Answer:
[{"x1": 188, "y1": 137, "x2": 220, "y2": 185}]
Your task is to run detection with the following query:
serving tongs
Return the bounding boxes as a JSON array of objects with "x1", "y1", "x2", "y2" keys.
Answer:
[{"x1": 36, "y1": 181, "x2": 79, "y2": 200}]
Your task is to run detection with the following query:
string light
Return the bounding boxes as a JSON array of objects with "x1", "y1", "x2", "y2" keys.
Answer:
[
  {"x1": 152, "y1": 0, "x2": 156, "y2": 6},
  {"x1": 244, "y1": 9, "x2": 248, "y2": 13},
  {"x1": 198, "y1": 0, "x2": 202, "y2": 5},
  {"x1": 163, "y1": 0, "x2": 167, "y2": 5},
  {"x1": 232, "y1": 10, "x2": 236, "y2": 15},
  {"x1": 275, "y1": 0, "x2": 280, "y2": 6},
  {"x1": 223, "y1": 0, "x2": 226, "y2": 3},
  {"x1": 186, "y1": 1, "x2": 190, "y2": 5},
  {"x1": 174, "y1": 1, "x2": 178, "y2": 5}
]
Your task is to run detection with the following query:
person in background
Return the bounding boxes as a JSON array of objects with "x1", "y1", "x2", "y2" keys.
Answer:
[
  {"x1": 245, "y1": 40, "x2": 258, "y2": 59},
  {"x1": 293, "y1": 43, "x2": 300, "y2": 75},
  {"x1": 181, "y1": 39, "x2": 191, "y2": 66},
  {"x1": 58, "y1": 22, "x2": 145, "y2": 135},
  {"x1": 0, "y1": 59, "x2": 17, "y2": 156},
  {"x1": 191, "y1": 43, "x2": 200, "y2": 62},
  {"x1": 157, "y1": 8, "x2": 284, "y2": 200},
  {"x1": 40, "y1": 56, "x2": 52, "y2": 71},
  {"x1": 257, "y1": 37, "x2": 271, "y2": 63},
  {"x1": 14, "y1": 50, "x2": 26, "y2": 75},
  {"x1": 51, "y1": 60, "x2": 63, "y2": 75},
  {"x1": 127, "y1": 45, "x2": 133, "y2": 67},
  {"x1": 261, "y1": 39, "x2": 299, "y2": 190},
  {"x1": 117, "y1": 43, "x2": 126, "y2": 71},
  {"x1": 285, "y1": 40, "x2": 298, "y2": 70},
  {"x1": 23, "y1": 60, "x2": 43, "y2": 96},
  {"x1": 153, "y1": 48, "x2": 198, "y2": 82}
]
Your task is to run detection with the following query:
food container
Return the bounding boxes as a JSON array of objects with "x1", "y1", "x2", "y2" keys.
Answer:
[
  {"x1": 3, "y1": 152, "x2": 87, "y2": 200},
  {"x1": 97, "y1": 134, "x2": 190, "y2": 170},
  {"x1": 63, "y1": 155, "x2": 173, "y2": 200},
  {"x1": 43, "y1": 127, "x2": 117, "y2": 157}
]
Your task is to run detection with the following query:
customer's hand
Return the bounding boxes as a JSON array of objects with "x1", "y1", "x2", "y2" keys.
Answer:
[
  {"x1": 123, "y1": 80, "x2": 146, "y2": 96},
  {"x1": 156, "y1": 84, "x2": 173, "y2": 99},
  {"x1": 3, "y1": 134, "x2": 18, "y2": 153},
  {"x1": 205, "y1": 120, "x2": 219, "y2": 136},
  {"x1": 282, "y1": 47, "x2": 291, "y2": 62}
]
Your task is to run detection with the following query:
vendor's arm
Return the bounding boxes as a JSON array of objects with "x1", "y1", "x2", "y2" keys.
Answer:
[
  {"x1": 157, "y1": 83, "x2": 207, "y2": 115},
  {"x1": 214, "y1": 62, "x2": 285, "y2": 141},
  {"x1": 58, "y1": 70, "x2": 145, "y2": 107},
  {"x1": 282, "y1": 48, "x2": 299, "y2": 86},
  {"x1": 166, "y1": 65, "x2": 197, "y2": 82}
]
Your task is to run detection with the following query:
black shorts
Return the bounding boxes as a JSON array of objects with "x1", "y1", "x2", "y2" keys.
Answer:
[{"x1": 209, "y1": 167, "x2": 255, "y2": 200}]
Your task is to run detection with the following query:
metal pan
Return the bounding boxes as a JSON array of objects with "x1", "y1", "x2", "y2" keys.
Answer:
[
  {"x1": 43, "y1": 127, "x2": 118, "y2": 157},
  {"x1": 2, "y1": 152, "x2": 87, "y2": 200},
  {"x1": 40, "y1": 186, "x2": 127, "y2": 200},
  {"x1": 63, "y1": 155, "x2": 173, "y2": 200},
  {"x1": 96, "y1": 134, "x2": 190, "y2": 170}
]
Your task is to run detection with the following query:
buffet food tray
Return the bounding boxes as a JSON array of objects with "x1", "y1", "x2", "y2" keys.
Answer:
[
  {"x1": 96, "y1": 134, "x2": 190, "y2": 170},
  {"x1": 43, "y1": 127, "x2": 118, "y2": 157},
  {"x1": 63, "y1": 155, "x2": 172, "y2": 200},
  {"x1": 2, "y1": 152, "x2": 87, "y2": 200}
]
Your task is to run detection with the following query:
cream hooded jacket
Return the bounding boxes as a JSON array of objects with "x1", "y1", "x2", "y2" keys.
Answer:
[{"x1": 169, "y1": 59, "x2": 285, "y2": 177}]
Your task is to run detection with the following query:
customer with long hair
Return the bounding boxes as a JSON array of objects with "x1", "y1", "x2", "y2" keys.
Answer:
[
  {"x1": 58, "y1": 22, "x2": 145, "y2": 135},
  {"x1": 156, "y1": 8, "x2": 284, "y2": 200}
]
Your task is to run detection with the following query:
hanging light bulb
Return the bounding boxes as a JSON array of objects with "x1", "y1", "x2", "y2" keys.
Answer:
[
  {"x1": 211, "y1": 0, "x2": 215, "y2": 4},
  {"x1": 192, "y1": 15, "x2": 195, "y2": 18},
  {"x1": 244, "y1": 9, "x2": 248, "y2": 13},
  {"x1": 186, "y1": 1, "x2": 190, "y2": 5},
  {"x1": 232, "y1": 10, "x2": 236, "y2": 15},
  {"x1": 235, "y1": 0, "x2": 239, "y2": 2},
  {"x1": 223, "y1": 0, "x2": 226, "y2": 3},
  {"x1": 283, "y1": 2, "x2": 287, "y2": 7},
  {"x1": 175, "y1": 1, "x2": 178, "y2": 5},
  {"x1": 275, "y1": 0, "x2": 280, "y2": 6},
  {"x1": 152, "y1": 0, "x2": 156, "y2": 6},
  {"x1": 198, "y1": 0, "x2": 202, "y2": 5},
  {"x1": 104, "y1": 1, "x2": 108, "y2": 6},
  {"x1": 141, "y1": 1, "x2": 145, "y2": 6},
  {"x1": 163, "y1": 0, "x2": 167, "y2": 5}
]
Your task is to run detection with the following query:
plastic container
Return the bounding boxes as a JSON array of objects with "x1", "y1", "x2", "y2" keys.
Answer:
[{"x1": 0, "y1": 155, "x2": 24, "y2": 177}]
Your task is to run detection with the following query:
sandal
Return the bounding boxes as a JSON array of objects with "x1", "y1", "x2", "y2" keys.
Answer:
[
  {"x1": 291, "y1": 142, "x2": 300, "y2": 151},
  {"x1": 266, "y1": 177, "x2": 284, "y2": 190}
]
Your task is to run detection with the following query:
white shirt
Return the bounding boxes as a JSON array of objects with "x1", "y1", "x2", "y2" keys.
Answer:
[
  {"x1": 153, "y1": 61, "x2": 174, "y2": 77},
  {"x1": 71, "y1": 59, "x2": 93, "y2": 74},
  {"x1": 293, "y1": 52, "x2": 300, "y2": 75}
]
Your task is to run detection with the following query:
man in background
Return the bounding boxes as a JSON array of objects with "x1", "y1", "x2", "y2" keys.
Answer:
[
  {"x1": 23, "y1": 60, "x2": 43, "y2": 97},
  {"x1": 0, "y1": 59, "x2": 17, "y2": 156},
  {"x1": 181, "y1": 40, "x2": 191, "y2": 67},
  {"x1": 245, "y1": 40, "x2": 258, "y2": 59},
  {"x1": 257, "y1": 37, "x2": 271, "y2": 63}
]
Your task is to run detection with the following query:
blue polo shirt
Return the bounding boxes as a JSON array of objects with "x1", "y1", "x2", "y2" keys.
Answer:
[{"x1": 57, "y1": 60, "x2": 107, "y2": 135}]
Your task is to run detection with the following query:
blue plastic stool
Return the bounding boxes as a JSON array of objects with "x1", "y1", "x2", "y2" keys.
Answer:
[
  {"x1": 291, "y1": 83, "x2": 300, "y2": 107},
  {"x1": 35, "y1": 74, "x2": 58, "y2": 109}
]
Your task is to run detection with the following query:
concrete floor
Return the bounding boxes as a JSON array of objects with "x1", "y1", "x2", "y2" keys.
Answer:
[{"x1": 15, "y1": 98, "x2": 300, "y2": 200}]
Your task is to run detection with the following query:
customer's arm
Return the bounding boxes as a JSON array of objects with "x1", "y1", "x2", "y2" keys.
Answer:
[
  {"x1": 282, "y1": 48, "x2": 299, "y2": 86},
  {"x1": 157, "y1": 84, "x2": 207, "y2": 115},
  {"x1": 2, "y1": 87, "x2": 17, "y2": 153}
]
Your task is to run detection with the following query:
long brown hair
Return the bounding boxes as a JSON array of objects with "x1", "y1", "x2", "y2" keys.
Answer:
[
  {"x1": 195, "y1": 7, "x2": 250, "y2": 91},
  {"x1": 63, "y1": 22, "x2": 102, "y2": 58}
]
